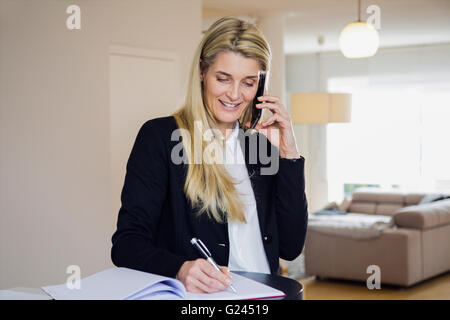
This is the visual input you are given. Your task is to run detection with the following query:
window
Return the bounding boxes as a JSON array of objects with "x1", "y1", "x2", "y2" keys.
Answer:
[{"x1": 327, "y1": 76, "x2": 450, "y2": 202}]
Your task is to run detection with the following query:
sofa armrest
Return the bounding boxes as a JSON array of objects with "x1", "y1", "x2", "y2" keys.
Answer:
[{"x1": 394, "y1": 199, "x2": 450, "y2": 229}]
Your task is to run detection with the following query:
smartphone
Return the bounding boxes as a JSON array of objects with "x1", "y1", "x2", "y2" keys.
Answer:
[{"x1": 249, "y1": 71, "x2": 266, "y2": 130}]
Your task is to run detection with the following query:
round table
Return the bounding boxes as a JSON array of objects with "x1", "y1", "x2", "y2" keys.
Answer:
[{"x1": 233, "y1": 271, "x2": 303, "y2": 300}]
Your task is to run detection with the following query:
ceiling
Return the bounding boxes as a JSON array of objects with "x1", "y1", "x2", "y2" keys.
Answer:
[{"x1": 202, "y1": 0, "x2": 450, "y2": 54}]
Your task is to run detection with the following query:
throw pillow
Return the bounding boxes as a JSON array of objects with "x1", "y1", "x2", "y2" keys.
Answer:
[
  {"x1": 338, "y1": 198, "x2": 351, "y2": 212},
  {"x1": 419, "y1": 193, "x2": 450, "y2": 205},
  {"x1": 313, "y1": 208, "x2": 347, "y2": 216},
  {"x1": 323, "y1": 201, "x2": 338, "y2": 210}
]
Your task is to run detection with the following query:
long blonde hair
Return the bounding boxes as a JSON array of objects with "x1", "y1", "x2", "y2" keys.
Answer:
[{"x1": 172, "y1": 16, "x2": 271, "y2": 223}]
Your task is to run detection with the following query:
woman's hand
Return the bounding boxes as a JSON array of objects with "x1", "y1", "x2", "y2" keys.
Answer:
[
  {"x1": 245, "y1": 94, "x2": 300, "y2": 159},
  {"x1": 176, "y1": 259, "x2": 232, "y2": 293}
]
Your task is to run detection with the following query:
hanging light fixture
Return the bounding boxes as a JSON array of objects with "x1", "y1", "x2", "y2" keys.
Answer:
[{"x1": 339, "y1": 0, "x2": 379, "y2": 58}]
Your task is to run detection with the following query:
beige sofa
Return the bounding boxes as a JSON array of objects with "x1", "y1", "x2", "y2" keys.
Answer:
[{"x1": 304, "y1": 188, "x2": 450, "y2": 287}]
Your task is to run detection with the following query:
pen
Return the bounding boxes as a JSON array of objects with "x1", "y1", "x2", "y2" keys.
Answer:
[{"x1": 190, "y1": 237, "x2": 237, "y2": 293}]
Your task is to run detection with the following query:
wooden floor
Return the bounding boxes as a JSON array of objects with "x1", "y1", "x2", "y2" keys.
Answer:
[{"x1": 299, "y1": 271, "x2": 450, "y2": 300}]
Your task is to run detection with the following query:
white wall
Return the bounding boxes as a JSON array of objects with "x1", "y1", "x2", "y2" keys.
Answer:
[
  {"x1": 286, "y1": 44, "x2": 450, "y2": 212},
  {"x1": 0, "y1": 0, "x2": 201, "y2": 289}
]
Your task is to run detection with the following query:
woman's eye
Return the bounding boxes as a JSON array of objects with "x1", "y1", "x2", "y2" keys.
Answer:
[{"x1": 216, "y1": 78, "x2": 253, "y2": 87}]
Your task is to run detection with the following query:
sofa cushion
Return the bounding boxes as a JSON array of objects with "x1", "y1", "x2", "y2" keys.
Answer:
[
  {"x1": 394, "y1": 199, "x2": 450, "y2": 229},
  {"x1": 348, "y1": 202, "x2": 377, "y2": 214},
  {"x1": 405, "y1": 193, "x2": 427, "y2": 205},
  {"x1": 352, "y1": 189, "x2": 404, "y2": 204},
  {"x1": 375, "y1": 191, "x2": 405, "y2": 204},
  {"x1": 376, "y1": 203, "x2": 404, "y2": 216}
]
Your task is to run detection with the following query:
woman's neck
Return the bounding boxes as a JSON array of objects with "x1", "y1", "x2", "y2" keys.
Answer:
[{"x1": 218, "y1": 121, "x2": 237, "y2": 141}]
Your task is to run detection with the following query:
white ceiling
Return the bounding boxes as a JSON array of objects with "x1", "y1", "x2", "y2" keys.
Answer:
[{"x1": 202, "y1": 0, "x2": 450, "y2": 54}]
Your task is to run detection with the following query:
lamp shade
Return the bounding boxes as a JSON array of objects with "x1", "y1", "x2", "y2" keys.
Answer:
[
  {"x1": 339, "y1": 22, "x2": 379, "y2": 58},
  {"x1": 291, "y1": 92, "x2": 352, "y2": 124}
]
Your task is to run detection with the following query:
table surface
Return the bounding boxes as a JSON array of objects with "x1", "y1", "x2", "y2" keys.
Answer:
[{"x1": 234, "y1": 271, "x2": 303, "y2": 300}]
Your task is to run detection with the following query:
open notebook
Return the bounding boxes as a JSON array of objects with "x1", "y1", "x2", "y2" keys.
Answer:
[{"x1": 42, "y1": 267, "x2": 286, "y2": 300}]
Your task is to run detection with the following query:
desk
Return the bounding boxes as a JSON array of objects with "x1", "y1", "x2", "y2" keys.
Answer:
[{"x1": 234, "y1": 271, "x2": 303, "y2": 300}]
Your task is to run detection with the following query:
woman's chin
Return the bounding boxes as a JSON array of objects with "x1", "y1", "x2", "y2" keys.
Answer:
[
  {"x1": 211, "y1": 103, "x2": 249, "y2": 126},
  {"x1": 215, "y1": 112, "x2": 240, "y2": 124}
]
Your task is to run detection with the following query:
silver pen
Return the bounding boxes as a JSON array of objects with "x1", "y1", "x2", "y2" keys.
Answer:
[{"x1": 190, "y1": 237, "x2": 237, "y2": 293}]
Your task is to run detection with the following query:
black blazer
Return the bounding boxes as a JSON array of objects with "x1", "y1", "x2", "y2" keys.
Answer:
[{"x1": 111, "y1": 116, "x2": 308, "y2": 278}]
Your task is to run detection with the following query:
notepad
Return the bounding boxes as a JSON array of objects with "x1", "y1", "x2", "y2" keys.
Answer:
[{"x1": 41, "y1": 267, "x2": 286, "y2": 300}]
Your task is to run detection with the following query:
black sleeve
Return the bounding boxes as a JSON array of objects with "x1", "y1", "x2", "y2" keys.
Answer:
[
  {"x1": 111, "y1": 121, "x2": 187, "y2": 278},
  {"x1": 275, "y1": 156, "x2": 309, "y2": 260}
]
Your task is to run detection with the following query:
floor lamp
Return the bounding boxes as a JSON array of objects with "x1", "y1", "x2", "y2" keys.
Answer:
[{"x1": 290, "y1": 92, "x2": 352, "y2": 212}]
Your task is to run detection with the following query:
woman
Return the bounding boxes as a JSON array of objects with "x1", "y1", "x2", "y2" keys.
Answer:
[{"x1": 111, "y1": 16, "x2": 308, "y2": 294}]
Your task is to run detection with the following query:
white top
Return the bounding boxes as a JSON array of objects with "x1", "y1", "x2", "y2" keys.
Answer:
[{"x1": 223, "y1": 121, "x2": 271, "y2": 274}]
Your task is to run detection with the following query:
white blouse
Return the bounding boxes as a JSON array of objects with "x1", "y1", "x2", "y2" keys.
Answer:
[{"x1": 223, "y1": 121, "x2": 271, "y2": 274}]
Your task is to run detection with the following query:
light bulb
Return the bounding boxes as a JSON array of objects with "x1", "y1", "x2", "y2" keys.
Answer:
[{"x1": 339, "y1": 22, "x2": 380, "y2": 58}]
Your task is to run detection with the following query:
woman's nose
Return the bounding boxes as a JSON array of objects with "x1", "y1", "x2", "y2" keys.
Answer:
[{"x1": 226, "y1": 83, "x2": 240, "y2": 101}]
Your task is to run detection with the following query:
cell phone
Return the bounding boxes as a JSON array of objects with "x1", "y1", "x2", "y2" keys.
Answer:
[{"x1": 249, "y1": 71, "x2": 266, "y2": 130}]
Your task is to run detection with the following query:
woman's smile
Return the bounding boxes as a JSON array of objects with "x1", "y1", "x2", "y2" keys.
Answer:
[{"x1": 218, "y1": 99, "x2": 242, "y2": 110}]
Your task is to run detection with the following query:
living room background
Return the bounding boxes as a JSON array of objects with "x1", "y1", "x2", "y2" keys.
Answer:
[{"x1": 286, "y1": 43, "x2": 450, "y2": 211}]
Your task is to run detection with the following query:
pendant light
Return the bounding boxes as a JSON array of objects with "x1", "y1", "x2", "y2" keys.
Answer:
[{"x1": 339, "y1": 0, "x2": 379, "y2": 58}]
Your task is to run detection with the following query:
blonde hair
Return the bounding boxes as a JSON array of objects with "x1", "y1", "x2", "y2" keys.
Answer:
[{"x1": 172, "y1": 16, "x2": 271, "y2": 223}]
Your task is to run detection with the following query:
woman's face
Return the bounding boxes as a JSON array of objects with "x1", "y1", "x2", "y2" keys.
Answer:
[{"x1": 201, "y1": 51, "x2": 261, "y2": 134}]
